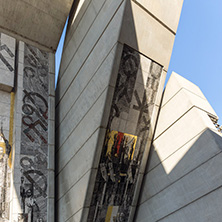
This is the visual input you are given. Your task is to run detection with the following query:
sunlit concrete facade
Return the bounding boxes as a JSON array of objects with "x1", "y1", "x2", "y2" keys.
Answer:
[
  {"x1": 0, "y1": 0, "x2": 73, "y2": 51},
  {"x1": 1, "y1": 0, "x2": 221, "y2": 222},
  {"x1": 55, "y1": 0, "x2": 183, "y2": 221},
  {"x1": 135, "y1": 72, "x2": 222, "y2": 221}
]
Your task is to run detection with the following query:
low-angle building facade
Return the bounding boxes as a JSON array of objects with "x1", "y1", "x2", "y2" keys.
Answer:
[{"x1": 0, "y1": 0, "x2": 222, "y2": 222}]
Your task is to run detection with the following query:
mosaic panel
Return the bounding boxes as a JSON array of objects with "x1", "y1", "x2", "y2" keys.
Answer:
[
  {"x1": 88, "y1": 45, "x2": 162, "y2": 221},
  {"x1": 19, "y1": 43, "x2": 49, "y2": 222}
]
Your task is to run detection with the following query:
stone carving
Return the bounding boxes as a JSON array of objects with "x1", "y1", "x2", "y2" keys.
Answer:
[
  {"x1": 20, "y1": 43, "x2": 49, "y2": 222},
  {"x1": 0, "y1": 44, "x2": 14, "y2": 72},
  {"x1": 88, "y1": 45, "x2": 162, "y2": 221}
]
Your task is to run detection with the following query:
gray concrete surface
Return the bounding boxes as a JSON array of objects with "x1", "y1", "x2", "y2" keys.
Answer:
[
  {"x1": 0, "y1": 0, "x2": 73, "y2": 51},
  {"x1": 135, "y1": 73, "x2": 222, "y2": 222},
  {"x1": 56, "y1": 0, "x2": 183, "y2": 221}
]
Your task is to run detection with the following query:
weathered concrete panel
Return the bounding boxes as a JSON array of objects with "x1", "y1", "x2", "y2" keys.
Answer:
[
  {"x1": 119, "y1": 1, "x2": 176, "y2": 70},
  {"x1": 135, "y1": 73, "x2": 222, "y2": 222},
  {"x1": 0, "y1": 0, "x2": 73, "y2": 50}
]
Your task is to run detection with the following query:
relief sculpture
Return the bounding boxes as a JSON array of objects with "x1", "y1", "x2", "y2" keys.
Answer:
[
  {"x1": 19, "y1": 43, "x2": 49, "y2": 222},
  {"x1": 88, "y1": 45, "x2": 162, "y2": 221}
]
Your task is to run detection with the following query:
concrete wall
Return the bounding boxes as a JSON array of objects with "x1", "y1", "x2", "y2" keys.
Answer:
[
  {"x1": 135, "y1": 72, "x2": 222, "y2": 221},
  {"x1": 56, "y1": 1, "x2": 183, "y2": 221},
  {"x1": 0, "y1": 31, "x2": 55, "y2": 222},
  {"x1": 0, "y1": 0, "x2": 73, "y2": 51}
]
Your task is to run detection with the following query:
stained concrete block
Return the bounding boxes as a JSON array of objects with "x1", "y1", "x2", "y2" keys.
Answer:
[
  {"x1": 48, "y1": 52, "x2": 55, "y2": 74},
  {"x1": 0, "y1": 101, "x2": 11, "y2": 117},
  {"x1": 155, "y1": 70, "x2": 167, "y2": 107},
  {"x1": 134, "y1": 0, "x2": 184, "y2": 33},
  {"x1": 48, "y1": 119, "x2": 55, "y2": 145}
]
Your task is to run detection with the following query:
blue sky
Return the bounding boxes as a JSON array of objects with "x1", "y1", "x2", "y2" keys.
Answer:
[
  {"x1": 56, "y1": 0, "x2": 221, "y2": 124},
  {"x1": 167, "y1": 0, "x2": 222, "y2": 124}
]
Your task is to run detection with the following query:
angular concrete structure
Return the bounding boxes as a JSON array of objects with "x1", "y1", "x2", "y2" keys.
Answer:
[
  {"x1": 135, "y1": 72, "x2": 222, "y2": 221},
  {"x1": 1, "y1": 0, "x2": 222, "y2": 222},
  {"x1": 55, "y1": 1, "x2": 183, "y2": 221},
  {"x1": 0, "y1": 0, "x2": 73, "y2": 51}
]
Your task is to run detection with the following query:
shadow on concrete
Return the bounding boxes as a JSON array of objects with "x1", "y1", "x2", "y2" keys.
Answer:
[
  {"x1": 55, "y1": 0, "x2": 164, "y2": 221},
  {"x1": 135, "y1": 127, "x2": 222, "y2": 222}
]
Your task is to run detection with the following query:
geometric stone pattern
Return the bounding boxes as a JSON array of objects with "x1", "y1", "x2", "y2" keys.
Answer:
[{"x1": 88, "y1": 45, "x2": 162, "y2": 221}]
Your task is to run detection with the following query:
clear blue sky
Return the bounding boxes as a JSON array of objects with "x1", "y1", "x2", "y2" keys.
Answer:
[
  {"x1": 167, "y1": 0, "x2": 222, "y2": 124},
  {"x1": 56, "y1": 0, "x2": 222, "y2": 124}
]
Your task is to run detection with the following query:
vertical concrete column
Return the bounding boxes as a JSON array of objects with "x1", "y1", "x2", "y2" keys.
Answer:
[{"x1": 56, "y1": 0, "x2": 183, "y2": 221}]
